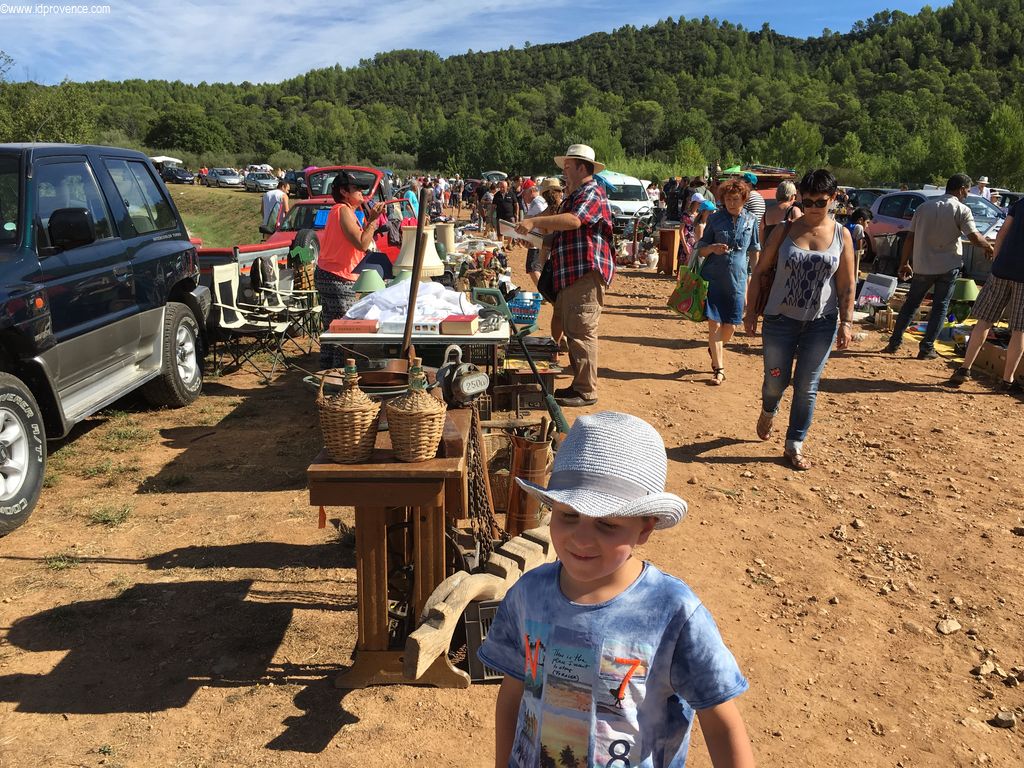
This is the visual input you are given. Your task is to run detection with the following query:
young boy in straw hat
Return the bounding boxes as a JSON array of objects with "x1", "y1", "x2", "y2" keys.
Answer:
[{"x1": 479, "y1": 412, "x2": 754, "y2": 767}]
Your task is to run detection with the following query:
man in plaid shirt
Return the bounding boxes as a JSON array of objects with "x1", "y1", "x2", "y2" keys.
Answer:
[{"x1": 518, "y1": 144, "x2": 615, "y2": 406}]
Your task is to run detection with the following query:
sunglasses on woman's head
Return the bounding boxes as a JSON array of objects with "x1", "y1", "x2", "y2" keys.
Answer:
[{"x1": 802, "y1": 197, "x2": 831, "y2": 208}]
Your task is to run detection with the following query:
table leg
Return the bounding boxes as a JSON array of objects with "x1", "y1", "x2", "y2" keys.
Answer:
[
  {"x1": 412, "y1": 504, "x2": 445, "y2": 619},
  {"x1": 354, "y1": 506, "x2": 389, "y2": 651},
  {"x1": 334, "y1": 650, "x2": 470, "y2": 689}
]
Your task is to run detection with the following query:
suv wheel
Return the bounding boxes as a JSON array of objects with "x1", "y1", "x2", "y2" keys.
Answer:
[
  {"x1": 143, "y1": 302, "x2": 203, "y2": 408},
  {"x1": 0, "y1": 373, "x2": 46, "y2": 537},
  {"x1": 289, "y1": 229, "x2": 320, "y2": 291}
]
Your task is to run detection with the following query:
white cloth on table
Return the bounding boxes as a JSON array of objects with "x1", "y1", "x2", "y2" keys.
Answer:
[{"x1": 343, "y1": 281, "x2": 479, "y2": 324}]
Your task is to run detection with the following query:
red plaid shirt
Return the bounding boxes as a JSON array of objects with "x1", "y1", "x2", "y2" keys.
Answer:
[{"x1": 551, "y1": 179, "x2": 615, "y2": 291}]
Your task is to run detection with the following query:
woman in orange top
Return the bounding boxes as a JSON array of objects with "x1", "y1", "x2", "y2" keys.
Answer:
[{"x1": 316, "y1": 170, "x2": 385, "y2": 369}]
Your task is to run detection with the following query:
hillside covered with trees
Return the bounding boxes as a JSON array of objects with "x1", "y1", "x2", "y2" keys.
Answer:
[{"x1": 2, "y1": 0, "x2": 1023, "y2": 186}]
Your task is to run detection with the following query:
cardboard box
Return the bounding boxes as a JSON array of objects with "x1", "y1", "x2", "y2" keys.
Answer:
[{"x1": 973, "y1": 341, "x2": 1017, "y2": 380}]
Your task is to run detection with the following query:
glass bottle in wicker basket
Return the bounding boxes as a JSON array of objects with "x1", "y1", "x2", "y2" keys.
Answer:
[
  {"x1": 317, "y1": 359, "x2": 380, "y2": 463},
  {"x1": 385, "y1": 357, "x2": 447, "y2": 462}
]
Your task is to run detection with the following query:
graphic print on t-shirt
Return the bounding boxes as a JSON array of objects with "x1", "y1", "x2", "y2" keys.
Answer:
[
  {"x1": 543, "y1": 630, "x2": 596, "y2": 712},
  {"x1": 537, "y1": 628, "x2": 596, "y2": 765},
  {"x1": 780, "y1": 250, "x2": 839, "y2": 310},
  {"x1": 523, "y1": 619, "x2": 551, "y2": 700},
  {"x1": 593, "y1": 639, "x2": 652, "y2": 766}
]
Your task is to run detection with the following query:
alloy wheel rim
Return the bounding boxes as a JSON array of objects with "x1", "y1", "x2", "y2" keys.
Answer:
[
  {"x1": 176, "y1": 324, "x2": 199, "y2": 387},
  {"x1": 0, "y1": 407, "x2": 30, "y2": 501}
]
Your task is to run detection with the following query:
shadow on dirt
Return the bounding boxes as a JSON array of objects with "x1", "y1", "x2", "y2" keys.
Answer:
[
  {"x1": 603, "y1": 335, "x2": 707, "y2": 351},
  {"x1": 0, "y1": 539, "x2": 366, "y2": 752},
  {"x1": 138, "y1": 366, "x2": 321, "y2": 494},
  {"x1": 599, "y1": 366, "x2": 694, "y2": 381},
  {"x1": 667, "y1": 437, "x2": 782, "y2": 465}
]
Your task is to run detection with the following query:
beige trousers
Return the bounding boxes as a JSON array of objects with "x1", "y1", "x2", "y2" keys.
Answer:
[{"x1": 555, "y1": 270, "x2": 606, "y2": 399}]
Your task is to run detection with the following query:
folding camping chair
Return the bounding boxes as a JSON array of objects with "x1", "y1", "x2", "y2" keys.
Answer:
[
  {"x1": 248, "y1": 255, "x2": 323, "y2": 354},
  {"x1": 210, "y1": 263, "x2": 291, "y2": 383}
]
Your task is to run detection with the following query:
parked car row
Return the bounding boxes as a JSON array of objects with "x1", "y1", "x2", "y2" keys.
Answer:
[{"x1": 867, "y1": 188, "x2": 1006, "y2": 280}]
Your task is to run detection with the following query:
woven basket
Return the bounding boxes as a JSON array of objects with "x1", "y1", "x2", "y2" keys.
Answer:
[
  {"x1": 317, "y1": 362, "x2": 380, "y2": 463},
  {"x1": 483, "y1": 431, "x2": 513, "y2": 512},
  {"x1": 386, "y1": 358, "x2": 447, "y2": 462}
]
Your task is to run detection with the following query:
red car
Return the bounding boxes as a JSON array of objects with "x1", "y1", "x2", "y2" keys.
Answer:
[{"x1": 265, "y1": 165, "x2": 404, "y2": 264}]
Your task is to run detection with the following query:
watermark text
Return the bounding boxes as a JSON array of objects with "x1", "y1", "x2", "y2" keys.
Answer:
[{"x1": 0, "y1": 3, "x2": 112, "y2": 15}]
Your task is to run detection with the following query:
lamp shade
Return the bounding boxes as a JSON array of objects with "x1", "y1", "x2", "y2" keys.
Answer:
[
  {"x1": 391, "y1": 269, "x2": 412, "y2": 284},
  {"x1": 435, "y1": 222, "x2": 456, "y2": 256},
  {"x1": 950, "y1": 278, "x2": 980, "y2": 302},
  {"x1": 352, "y1": 267, "x2": 386, "y2": 294},
  {"x1": 394, "y1": 225, "x2": 445, "y2": 278}
]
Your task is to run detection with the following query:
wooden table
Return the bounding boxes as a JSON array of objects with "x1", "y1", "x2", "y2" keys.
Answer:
[{"x1": 308, "y1": 410, "x2": 472, "y2": 689}]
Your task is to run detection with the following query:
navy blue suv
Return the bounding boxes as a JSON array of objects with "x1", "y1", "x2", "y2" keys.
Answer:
[{"x1": 0, "y1": 144, "x2": 211, "y2": 535}]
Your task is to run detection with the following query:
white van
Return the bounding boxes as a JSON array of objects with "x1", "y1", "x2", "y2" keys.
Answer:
[{"x1": 599, "y1": 170, "x2": 653, "y2": 233}]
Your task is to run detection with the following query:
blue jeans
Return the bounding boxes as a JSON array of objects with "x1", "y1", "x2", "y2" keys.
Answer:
[
  {"x1": 762, "y1": 314, "x2": 838, "y2": 445},
  {"x1": 888, "y1": 268, "x2": 960, "y2": 352}
]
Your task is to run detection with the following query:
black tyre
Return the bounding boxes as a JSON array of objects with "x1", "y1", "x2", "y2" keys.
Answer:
[
  {"x1": 291, "y1": 228, "x2": 320, "y2": 266},
  {"x1": 143, "y1": 302, "x2": 203, "y2": 408},
  {"x1": 0, "y1": 373, "x2": 46, "y2": 537}
]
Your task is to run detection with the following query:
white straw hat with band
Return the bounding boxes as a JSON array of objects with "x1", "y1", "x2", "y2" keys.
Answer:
[
  {"x1": 515, "y1": 412, "x2": 686, "y2": 529},
  {"x1": 553, "y1": 143, "x2": 606, "y2": 174}
]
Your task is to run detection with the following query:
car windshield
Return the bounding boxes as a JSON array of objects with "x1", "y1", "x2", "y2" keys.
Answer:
[
  {"x1": 255, "y1": 173, "x2": 273, "y2": 180},
  {"x1": 281, "y1": 203, "x2": 332, "y2": 232},
  {"x1": 0, "y1": 154, "x2": 20, "y2": 246},
  {"x1": 606, "y1": 184, "x2": 648, "y2": 202},
  {"x1": 307, "y1": 169, "x2": 377, "y2": 197},
  {"x1": 963, "y1": 194, "x2": 1003, "y2": 226}
]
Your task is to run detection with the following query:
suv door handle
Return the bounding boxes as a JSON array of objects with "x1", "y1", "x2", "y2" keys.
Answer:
[{"x1": 113, "y1": 267, "x2": 131, "y2": 281}]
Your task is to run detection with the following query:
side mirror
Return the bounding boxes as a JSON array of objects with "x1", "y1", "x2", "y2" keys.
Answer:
[{"x1": 48, "y1": 208, "x2": 97, "y2": 250}]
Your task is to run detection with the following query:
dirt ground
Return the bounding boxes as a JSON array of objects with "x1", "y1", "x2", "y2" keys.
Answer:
[{"x1": 1, "y1": 224, "x2": 1022, "y2": 768}]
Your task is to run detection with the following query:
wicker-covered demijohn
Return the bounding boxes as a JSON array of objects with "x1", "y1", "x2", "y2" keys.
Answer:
[
  {"x1": 386, "y1": 357, "x2": 447, "y2": 462},
  {"x1": 317, "y1": 359, "x2": 380, "y2": 463}
]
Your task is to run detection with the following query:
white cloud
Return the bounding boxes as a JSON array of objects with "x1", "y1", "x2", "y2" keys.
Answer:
[{"x1": 1, "y1": 1, "x2": 940, "y2": 85}]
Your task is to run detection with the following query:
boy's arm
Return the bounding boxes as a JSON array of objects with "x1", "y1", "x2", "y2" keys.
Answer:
[
  {"x1": 697, "y1": 700, "x2": 755, "y2": 768},
  {"x1": 494, "y1": 675, "x2": 524, "y2": 768}
]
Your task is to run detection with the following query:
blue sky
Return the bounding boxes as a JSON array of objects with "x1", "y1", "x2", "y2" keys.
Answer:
[{"x1": 1, "y1": 1, "x2": 947, "y2": 85}]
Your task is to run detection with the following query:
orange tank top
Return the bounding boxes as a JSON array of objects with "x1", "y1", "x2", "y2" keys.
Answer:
[{"x1": 317, "y1": 203, "x2": 364, "y2": 281}]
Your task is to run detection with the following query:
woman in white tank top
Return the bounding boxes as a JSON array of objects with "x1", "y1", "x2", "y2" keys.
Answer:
[{"x1": 744, "y1": 170, "x2": 857, "y2": 471}]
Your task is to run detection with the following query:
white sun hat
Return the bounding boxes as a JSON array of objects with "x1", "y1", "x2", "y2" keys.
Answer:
[
  {"x1": 553, "y1": 143, "x2": 606, "y2": 174},
  {"x1": 516, "y1": 412, "x2": 686, "y2": 529},
  {"x1": 977, "y1": 176, "x2": 989, "y2": 184}
]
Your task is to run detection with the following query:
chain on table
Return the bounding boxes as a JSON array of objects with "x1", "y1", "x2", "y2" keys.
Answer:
[{"x1": 468, "y1": 405, "x2": 508, "y2": 567}]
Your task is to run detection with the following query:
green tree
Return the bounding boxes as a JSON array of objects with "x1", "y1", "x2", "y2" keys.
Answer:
[
  {"x1": 624, "y1": 100, "x2": 665, "y2": 157},
  {"x1": 554, "y1": 105, "x2": 624, "y2": 170},
  {"x1": 268, "y1": 149, "x2": 303, "y2": 171},
  {"x1": 749, "y1": 115, "x2": 825, "y2": 171},
  {"x1": 146, "y1": 104, "x2": 230, "y2": 154},
  {"x1": 671, "y1": 137, "x2": 707, "y2": 176},
  {"x1": 976, "y1": 103, "x2": 1024, "y2": 189}
]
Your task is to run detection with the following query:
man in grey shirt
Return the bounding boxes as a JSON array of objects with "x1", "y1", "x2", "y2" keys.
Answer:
[{"x1": 884, "y1": 174, "x2": 995, "y2": 359}]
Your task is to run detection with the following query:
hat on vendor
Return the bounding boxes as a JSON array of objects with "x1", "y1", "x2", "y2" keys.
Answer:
[
  {"x1": 521, "y1": 178, "x2": 536, "y2": 191},
  {"x1": 331, "y1": 170, "x2": 359, "y2": 195},
  {"x1": 742, "y1": 172, "x2": 758, "y2": 185},
  {"x1": 539, "y1": 177, "x2": 563, "y2": 192},
  {"x1": 554, "y1": 143, "x2": 606, "y2": 174},
  {"x1": 515, "y1": 411, "x2": 687, "y2": 530}
]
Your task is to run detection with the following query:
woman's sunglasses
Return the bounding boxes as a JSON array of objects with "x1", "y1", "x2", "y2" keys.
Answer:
[{"x1": 802, "y1": 197, "x2": 831, "y2": 208}]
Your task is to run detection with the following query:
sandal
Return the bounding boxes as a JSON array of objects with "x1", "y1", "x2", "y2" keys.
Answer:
[
  {"x1": 710, "y1": 368, "x2": 726, "y2": 386},
  {"x1": 756, "y1": 412, "x2": 774, "y2": 441},
  {"x1": 784, "y1": 449, "x2": 811, "y2": 471}
]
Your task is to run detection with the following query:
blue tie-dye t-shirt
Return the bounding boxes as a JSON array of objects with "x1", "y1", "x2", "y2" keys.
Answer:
[{"x1": 478, "y1": 562, "x2": 748, "y2": 768}]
